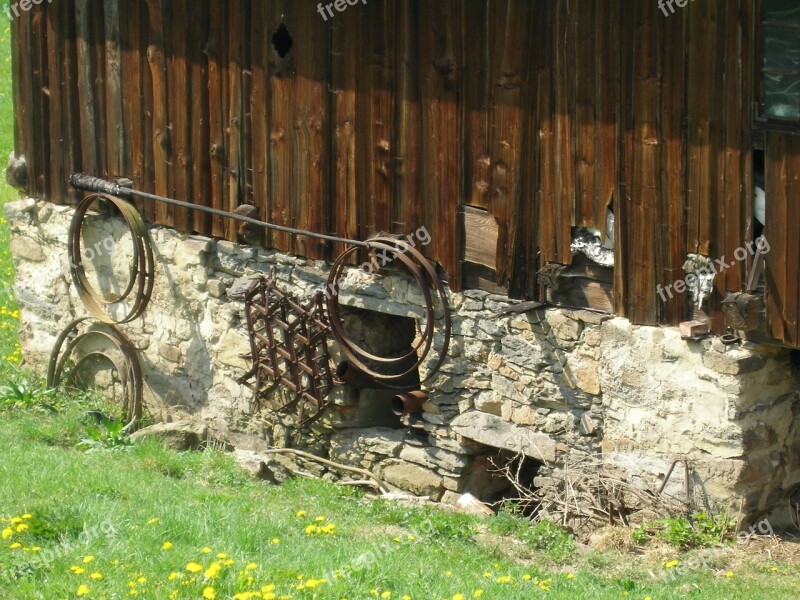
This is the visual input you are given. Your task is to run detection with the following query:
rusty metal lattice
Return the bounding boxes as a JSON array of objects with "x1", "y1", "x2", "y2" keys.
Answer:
[{"x1": 238, "y1": 276, "x2": 334, "y2": 426}]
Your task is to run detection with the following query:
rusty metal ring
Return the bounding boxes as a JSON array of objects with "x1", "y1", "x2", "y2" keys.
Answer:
[
  {"x1": 46, "y1": 317, "x2": 143, "y2": 430},
  {"x1": 68, "y1": 193, "x2": 154, "y2": 323},
  {"x1": 326, "y1": 237, "x2": 451, "y2": 386}
]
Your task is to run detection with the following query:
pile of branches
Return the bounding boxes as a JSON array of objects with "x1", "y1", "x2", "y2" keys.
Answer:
[{"x1": 492, "y1": 453, "x2": 692, "y2": 538}]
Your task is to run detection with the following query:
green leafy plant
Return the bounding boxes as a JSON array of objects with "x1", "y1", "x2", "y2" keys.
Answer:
[
  {"x1": 634, "y1": 512, "x2": 736, "y2": 548},
  {"x1": 77, "y1": 412, "x2": 131, "y2": 451},
  {"x1": 0, "y1": 378, "x2": 59, "y2": 413},
  {"x1": 521, "y1": 518, "x2": 576, "y2": 558}
]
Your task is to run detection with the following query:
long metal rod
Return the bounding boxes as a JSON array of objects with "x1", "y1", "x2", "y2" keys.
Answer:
[{"x1": 69, "y1": 173, "x2": 371, "y2": 248}]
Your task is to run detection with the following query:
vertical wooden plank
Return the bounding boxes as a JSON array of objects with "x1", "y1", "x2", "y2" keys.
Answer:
[
  {"x1": 139, "y1": 0, "x2": 155, "y2": 220},
  {"x1": 225, "y1": 0, "x2": 243, "y2": 242},
  {"x1": 288, "y1": 1, "x2": 330, "y2": 259},
  {"x1": 31, "y1": 7, "x2": 49, "y2": 197},
  {"x1": 331, "y1": 2, "x2": 360, "y2": 259},
  {"x1": 89, "y1": 2, "x2": 107, "y2": 179},
  {"x1": 614, "y1": 0, "x2": 635, "y2": 319},
  {"x1": 60, "y1": 0, "x2": 82, "y2": 204},
  {"x1": 658, "y1": 1, "x2": 687, "y2": 324},
  {"x1": 75, "y1": 0, "x2": 96, "y2": 179},
  {"x1": 120, "y1": 0, "x2": 144, "y2": 205},
  {"x1": 11, "y1": 9, "x2": 33, "y2": 196},
  {"x1": 250, "y1": 0, "x2": 270, "y2": 246},
  {"x1": 189, "y1": 0, "x2": 210, "y2": 235},
  {"x1": 488, "y1": 0, "x2": 534, "y2": 286},
  {"x1": 596, "y1": 0, "x2": 619, "y2": 258},
  {"x1": 395, "y1": 0, "x2": 424, "y2": 241},
  {"x1": 575, "y1": 0, "x2": 597, "y2": 228},
  {"x1": 207, "y1": 0, "x2": 227, "y2": 237},
  {"x1": 418, "y1": 0, "x2": 463, "y2": 288},
  {"x1": 715, "y1": 0, "x2": 746, "y2": 331},
  {"x1": 145, "y1": 0, "x2": 172, "y2": 227},
  {"x1": 628, "y1": 0, "x2": 661, "y2": 325},
  {"x1": 266, "y1": 1, "x2": 294, "y2": 252},
  {"x1": 784, "y1": 142, "x2": 800, "y2": 347},
  {"x1": 553, "y1": 0, "x2": 575, "y2": 264},
  {"x1": 169, "y1": 0, "x2": 191, "y2": 232},
  {"x1": 535, "y1": 0, "x2": 556, "y2": 271},
  {"x1": 241, "y1": 0, "x2": 254, "y2": 212},
  {"x1": 764, "y1": 132, "x2": 789, "y2": 343},
  {"x1": 686, "y1": 0, "x2": 718, "y2": 256},
  {"x1": 463, "y1": 0, "x2": 491, "y2": 211},
  {"x1": 46, "y1": 5, "x2": 65, "y2": 201},
  {"x1": 104, "y1": 0, "x2": 123, "y2": 177}
]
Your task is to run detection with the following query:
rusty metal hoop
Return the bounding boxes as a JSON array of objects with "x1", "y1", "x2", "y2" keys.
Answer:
[
  {"x1": 46, "y1": 317, "x2": 143, "y2": 431},
  {"x1": 68, "y1": 193, "x2": 154, "y2": 324},
  {"x1": 325, "y1": 236, "x2": 451, "y2": 387}
]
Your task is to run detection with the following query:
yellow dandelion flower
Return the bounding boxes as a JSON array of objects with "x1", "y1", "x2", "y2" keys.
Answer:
[
  {"x1": 76, "y1": 584, "x2": 90, "y2": 596},
  {"x1": 522, "y1": 574, "x2": 532, "y2": 581},
  {"x1": 71, "y1": 566, "x2": 86, "y2": 575},
  {"x1": 21, "y1": 514, "x2": 32, "y2": 519},
  {"x1": 566, "y1": 573, "x2": 574, "y2": 579},
  {"x1": 474, "y1": 592, "x2": 484, "y2": 598},
  {"x1": 246, "y1": 563, "x2": 258, "y2": 570},
  {"x1": 392, "y1": 537, "x2": 402, "y2": 543},
  {"x1": 186, "y1": 562, "x2": 203, "y2": 573},
  {"x1": 9, "y1": 542, "x2": 21, "y2": 549},
  {"x1": 296, "y1": 510, "x2": 306, "y2": 517},
  {"x1": 406, "y1": 535, "x2": 415, "y2": 541},
  {"x1": 137, "y1": 576, "x2": 147, "y2": 584},
  {"x1": 202, "y1": 586, "x2": 216, "y2": 599},
  {"x1": 201, "y1": 546, "x2": 212, "y2": 554},
  {"x1": 726, "y1": 571, "x2": 734, "y2": 578},
  {"x1": 770, "y1": 567, "x2": 779, "y2": 572},
  {"x1": 305, "y1": 524, "x2": 318, "y2": 535},
  {"x1": 216, "y1": 552, "x2": 227, "y2": 559},
  {"x1": 162, "y1": 541, "x2": 173, "y2": 550},
  {"x1": 83, "y1": 556, "x2": 95, "y2": 564},
  {"x1": 270, "y1": 538, "x2": 280, "y2": 544},
  {"x1": 32, "y1": 546, "x2": 40, "y2": 552},
  {"x1": 381, "y1": 592, "x2": 391, "y2": 599},
  {"x1": 15, "y1": 523, "x2": 28, "y2": 533},
  {"x1": 497, "y1": 576, "x2": 511, "y2": 583},
  {"x1": 482, "y1": 572, "x2": 492, "y2": 578},
  {"x1": 147, "y1": 518, "x2": 159, "y2": 525},
  {"x1": 205, "y1": 562, "x2": 222, "y2": 579},
  {"x1": 168, "y1": 572, "x2": 182, "y2": 581},
  {"x1": 664, "y1": 560, "x2": 679, "y2": 568},
  {"x1": 403, "y1": 596, "x2": 412, "y2": 600},
  {"x1": 453, "y1": 595, "x2": 464, "y2": 600},
  {"x1": 314, "y1": 516, "x2": 326, "y2": 522},
  {"x1": 445, "y1": 571, "x2": 452, "y2": 577},
  {"x1": 1, "y1": 528, "x2": 13, "y2": 539},
  {"x1": 90, "y1": 573, "x2": 103, "y2": 580}
]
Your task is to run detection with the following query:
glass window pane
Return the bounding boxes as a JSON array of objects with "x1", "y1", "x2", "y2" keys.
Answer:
[
  {"x1": 764, "y1": 26, "x2": 800, "y2": 72},
  {"x1": 765, "y1": 0, "x2": 800, "y2": 24},
  {"x1": 764, "y1": 74, "x2": 800, "y2": 120}
]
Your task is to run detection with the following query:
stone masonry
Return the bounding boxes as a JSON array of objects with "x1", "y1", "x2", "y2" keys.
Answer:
[{"x1": 7, "y1": 198, "x2": 800, "y2": 526}]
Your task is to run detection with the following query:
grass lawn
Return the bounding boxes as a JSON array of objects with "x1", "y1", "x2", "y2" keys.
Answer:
[
  {"x1": 0, "y1": 14, "x2": 799, "y2": 600},
  {"x1": 0, "y1": 404, "x2": 799, "y2": 600}
]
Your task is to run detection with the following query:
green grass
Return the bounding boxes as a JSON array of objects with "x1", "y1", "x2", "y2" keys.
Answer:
[{"x1": 0, "y1": 401, "x2": 799, "y2": 599}]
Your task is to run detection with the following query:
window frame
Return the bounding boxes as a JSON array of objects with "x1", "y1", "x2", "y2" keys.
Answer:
[{"x1": 753, "y1": 0, "x2": 800, "y2": 131}]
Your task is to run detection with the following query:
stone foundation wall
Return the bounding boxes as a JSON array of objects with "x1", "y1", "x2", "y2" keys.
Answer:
[{"x1": 7, "y1": 199, "x2": 800, "y2": 526}]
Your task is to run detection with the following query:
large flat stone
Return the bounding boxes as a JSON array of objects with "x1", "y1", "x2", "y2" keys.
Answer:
[{"x1": 450, "y1": 411, "x2": 557, "y2": 463}]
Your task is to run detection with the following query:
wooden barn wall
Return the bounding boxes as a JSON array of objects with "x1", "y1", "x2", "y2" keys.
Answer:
[{"x1": 10, "y1": 0, "x2": 798, "y2": 342}]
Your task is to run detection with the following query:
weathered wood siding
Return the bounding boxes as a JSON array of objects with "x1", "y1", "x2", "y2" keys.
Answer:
[{"x1": 10, "y1": 0, "x2": 800, "y2": 345}]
